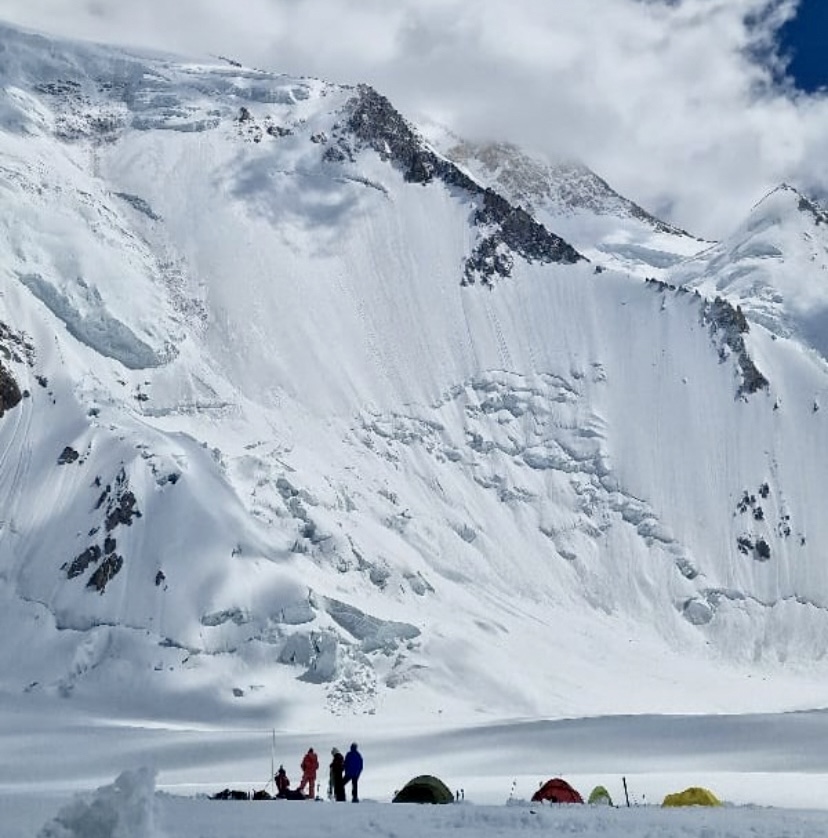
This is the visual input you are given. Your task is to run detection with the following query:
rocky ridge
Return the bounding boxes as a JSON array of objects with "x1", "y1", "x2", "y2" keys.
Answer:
[{"x1": 343, "y1": 86, "x2": 584, "y2": 285}]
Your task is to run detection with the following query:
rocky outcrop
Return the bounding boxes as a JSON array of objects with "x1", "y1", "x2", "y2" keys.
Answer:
[
  {"x1": 701, "y1": 296, "x2": 769, "y2": 398},
  {"x1": 646, "y1": 283, "x2": 769, "y2": 399},
  {"x1": 0, "y1": 321, "x2": 34, "y2": 418},
  {"x1": 62, "y1": 467, "x2": 142, "y2": 593},
  {"x1": 464, "y1": 190, "x2": 582, "y2": 285},
  {"x1": 57, "y1": 446, "x2": 80, "y2": 465},
  {"x1": 797, "y1": 192, "x2": 828, "y2": 226},
  {"x1": 0, "y1": 362, "x2": 21, "y2": 417},
  {"x1": 344, "y1": 85, "x2": 583, "y2": 286}
]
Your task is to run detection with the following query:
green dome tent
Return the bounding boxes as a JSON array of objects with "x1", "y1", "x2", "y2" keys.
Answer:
[
  {"x1": 662, "y1": 787, "x2": 722, "y2": 807},
  {"x1": 392, "y1": 775, "x2": 454, "y2": 804},
  {"x1": 587, "y1": 785, "x2": 613, "y2": 806}
]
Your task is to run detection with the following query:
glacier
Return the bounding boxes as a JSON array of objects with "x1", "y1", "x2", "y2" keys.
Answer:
[{"x1": 1, "y1": 21, "x2": 828, "y2": 735}]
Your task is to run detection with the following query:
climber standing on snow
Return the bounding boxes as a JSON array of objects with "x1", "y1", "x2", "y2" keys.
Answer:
[
  {"x1": 343, "y1": 742, "x2": 363, "y2": 803},
  {"x1": 329, "y1": 747, "x2": 346, "y2": 802},
  {"x1": 298, "y1": 747, "x2": 319, "y2": 799}
]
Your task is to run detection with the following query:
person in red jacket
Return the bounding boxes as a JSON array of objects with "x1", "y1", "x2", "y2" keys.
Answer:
[{"x1": 297, "y1": 747, "x2": 319, "y2": 799}]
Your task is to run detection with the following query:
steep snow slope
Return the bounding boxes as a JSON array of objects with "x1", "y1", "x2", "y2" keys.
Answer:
[
  {"x1": 673, "y1": 184, "x2": 828, "y2": 361},
  {"x1": 2, "y1": 23, "x2": 828, "y2": 728},
  {"x1": 426, "y1": 133, "x2": 709, "y2": 277}
]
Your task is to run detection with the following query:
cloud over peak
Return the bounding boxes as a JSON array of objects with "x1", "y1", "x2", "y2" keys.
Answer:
[{"x1": 1, "y1": 0, "x2": 825, "y2": 238}]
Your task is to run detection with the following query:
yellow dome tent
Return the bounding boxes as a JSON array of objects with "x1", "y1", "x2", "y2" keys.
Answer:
[{"x1": 662, "y1": 787, "x2": 722, "y2": 807}]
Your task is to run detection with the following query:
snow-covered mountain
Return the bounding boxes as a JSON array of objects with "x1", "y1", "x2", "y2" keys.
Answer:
[
  {"x1": 2, "y1": 22, "x2": 828, "y2": 730},
  {"x1": 673, "y1": 183, "x2": 828, "y2": 361},
  {"x1": 422, "y1": 130, "x2": 709, "y2": 277}
]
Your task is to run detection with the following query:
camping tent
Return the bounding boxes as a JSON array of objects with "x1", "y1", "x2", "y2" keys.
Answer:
[
  {"x1": 531, "y1": 778, "x2": 583, "y2": 804},
  {"x1": 393, "y1": 775, "x2": 454, "y2": 804},
  {"x1": 587, "y1": 785, "x2": 613, "y2": 806},
  {"x1": 662, "y1": 787, "x2": 722, "y2": 807}
]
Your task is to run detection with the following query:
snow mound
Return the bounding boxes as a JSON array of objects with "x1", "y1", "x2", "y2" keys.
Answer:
[{"x1": 38, "y1": 768, "x2": 157, "y2": 838}]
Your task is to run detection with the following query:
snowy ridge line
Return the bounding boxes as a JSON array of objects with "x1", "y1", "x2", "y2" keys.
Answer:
[
  {"x1": 343, "y1": 84, "x2": 584, "y2": 285},
  {"x1": 426, "y1": 133, "x2": 711, "y2": 278},
  {"x1": 671, "y1": 183, "x2": 828, "y2": 361},
  {"x1": 748, "y1": 183, "x2": 828, "y2": 225},
  {"x1": 443, "y1": 138, "x2": 695, "y2": 238}
]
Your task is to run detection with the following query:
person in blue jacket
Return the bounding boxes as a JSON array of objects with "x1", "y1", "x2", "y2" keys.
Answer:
[{"x1": 343, "y1": 742, "x2": 363, "y2": 802}]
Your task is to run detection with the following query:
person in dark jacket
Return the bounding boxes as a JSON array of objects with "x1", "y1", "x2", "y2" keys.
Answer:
[
  {"x1": 343, "y1": 742, "x2": 363, "y2": 802},
  {"x1": 329, "y1": 748, "x2": 346, "y2": 802},
  {"x1": 275, "y1": 765, "x2": 290, "y2": 798}
]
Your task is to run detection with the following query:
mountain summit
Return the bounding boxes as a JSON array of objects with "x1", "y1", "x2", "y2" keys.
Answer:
[
  {"x1": 674, "y1": 182, "x2": 828, "y2": 358},
  {"x1": 2, "y1": 23, "x2": 828, "y2": 726},
  {"x1": 423, "y1": 133, "x2": 708, "y2": 277}
]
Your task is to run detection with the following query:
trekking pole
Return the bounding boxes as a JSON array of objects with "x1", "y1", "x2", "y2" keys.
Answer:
[
  {"x1": 269, "y1": 729, "x2": 276, "y2": 795},
  {"x1": 622, "y1": 776, "x2": 630, "y2": 807}
]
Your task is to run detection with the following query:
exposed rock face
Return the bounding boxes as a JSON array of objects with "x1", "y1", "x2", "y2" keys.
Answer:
[
  {"x1": 701, "y1": 296, "x2": 769, "y2": 397},
  {"x1": 57, "y1": 446, "x2": 80, "y2": 465},
  {"x1": 88, "y1": 554, "x2": 124, "y2": 593},
  {"x1": 344, "y1": 85, "x2": 584, "y2": 286},
  {"x1": 346, "y1": 85, "x2": 476, "y2": 190},
  {"x1": 644, "y1": 281, "x2": 769, "y2": 400},
  {"x1": 465, "y1": 191, "x2": 582, "y2": 286},
  {"x1": 62, "y1": 467, "x2": 141, "y2": 593},
  {"x1": 0, "y1": 322, "x2": 31, "y2": 418},
  {"x1": 66, "y1": 546, "x2": 102, "y2": 579},
  {"x1": 791, "y1": 187, "x2": 828, "y2": 226},
  {"x1": 0, "y1": 362, "x2": 21, "y2": 417},
  {"x1": 104, "y1": 489, "x2": 140, "y2": 532}
]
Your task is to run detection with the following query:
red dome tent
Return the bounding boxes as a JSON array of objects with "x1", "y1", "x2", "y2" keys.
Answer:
[{"x1": 531, "y1": 778, "x2": 584, "y2": 804}]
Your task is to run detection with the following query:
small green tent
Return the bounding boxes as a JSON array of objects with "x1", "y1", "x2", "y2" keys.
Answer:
[
  {"x1": 392, "y1": 775, "x2": 454, "y2": 804},
  {"x1": 662, "y1": 787, "x2": 721, "y2": 807},
  {"x1": 587, "y1": 785, "x2": 613, "y2": 806}
]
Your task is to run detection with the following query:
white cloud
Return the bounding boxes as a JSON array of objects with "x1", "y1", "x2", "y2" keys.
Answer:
[{"x1": 2, "y1": 0, "x2": 827, "y2": 239}]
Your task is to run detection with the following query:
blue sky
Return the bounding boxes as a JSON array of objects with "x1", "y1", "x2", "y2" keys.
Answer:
[{"x1": 779, "y1": 0, "x2": 828, "y2": 92}]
